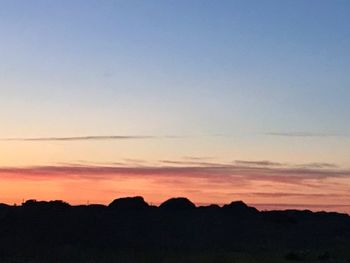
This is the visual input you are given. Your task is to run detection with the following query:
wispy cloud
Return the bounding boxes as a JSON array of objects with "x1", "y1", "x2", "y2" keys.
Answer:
[
  {"x1": 234, "y1": 160, "x2": 283, "y2": 166},
  {"x1": 8, "y1": 131, "x2": 342, "y2": 141},
  {"x1": 0, "y1": 135, "x2": 156, "y2": 142},
  {"x1": 296, "y1": 162, "x2": 338, "y2": 169},
  {"x1": 0, "y1": 161, "x2": 349, "y2": 184},
  {"x1": 241, "y1": 192, "x2": 349, "y2": 198},
  {"x1": 0, "y1": 134, "x2": 194, "y2": 142},
  {"x1": 265, "y1": 132, "x2": 344, "y2": 138}
]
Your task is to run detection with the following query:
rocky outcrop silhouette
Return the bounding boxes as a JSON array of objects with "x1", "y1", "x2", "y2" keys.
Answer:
[
  {"x1": 108, "y1": 196, "x2": 149, "y2": 209},
  {"x1": 159, "y1": 197, "x2": 196, "y2": 210},
  {"x1": 222, "y1": 200, "x2": 258, "y2": 215},
  {"x1": 22, "y1": 199, "x2": 70, "y2": 209}
]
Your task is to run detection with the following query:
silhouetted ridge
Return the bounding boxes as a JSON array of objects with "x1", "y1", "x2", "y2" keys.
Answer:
[
  {"x1": 0, "y1": 203, "x2": 10, "y2": 209},
  {"x1": 199, "y1": 204, "x2": 221, "y2": 210},
  {"x1": 0, "y1": 196, "x2": 350, "y2": 262},
  {"x1": 222, "y1": 200, "x2": 258, "y2": 214},
  {"x1": 22, "y1": 199, "x2": 70, "y2": 209},
  {"x1": 108, "y1": 196, "x2": 149, "y2": 209},
  {"x1": 160, "y1": 197, "x2": 196, "y2": 210}
]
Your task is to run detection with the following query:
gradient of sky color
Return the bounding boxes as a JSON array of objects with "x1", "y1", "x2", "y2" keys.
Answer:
[{"x1": 1, "y1": 0, "x2": 350, "y2": 212}]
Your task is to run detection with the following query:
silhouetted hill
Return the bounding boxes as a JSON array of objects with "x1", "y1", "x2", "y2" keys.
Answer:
[
  {"x1": 0, "y1": 203, "x2": 10, "y2": 208},
  {"x1": 22, "y1": 199, "x2": 70, "y2": 209},
  {"x1": 222, "y1": 200, "x2": 258, "y2": 215},
  {"x1": 0, "y1": 197, "x2": 349, "y2": 263},
  {"x1": 159, "y1": 197, "x2": 196, "y2": 210},
  {"x1": 109, "y1": 196, "x2": 149, "y2": 210}
]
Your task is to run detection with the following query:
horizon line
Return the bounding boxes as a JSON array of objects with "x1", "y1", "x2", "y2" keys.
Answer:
[{"x1": 1, "y1": 197, "x2": 349, "y2": 214}]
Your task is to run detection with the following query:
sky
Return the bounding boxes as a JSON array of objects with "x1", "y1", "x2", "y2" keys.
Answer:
[{"x1": 1, "y1": 0, "x2": 350, "y2": 212}]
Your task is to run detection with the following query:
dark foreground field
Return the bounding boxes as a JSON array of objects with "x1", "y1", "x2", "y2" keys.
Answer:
[{"x1": 1, "y1": 197, "x2": 350, "y2": 263}]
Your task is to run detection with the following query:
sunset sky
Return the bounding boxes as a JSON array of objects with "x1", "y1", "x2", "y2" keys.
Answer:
[{"x1": 1, "y1": 0, "x2": 350, "y2": 212}]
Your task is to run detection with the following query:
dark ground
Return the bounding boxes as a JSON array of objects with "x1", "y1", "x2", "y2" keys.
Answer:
[{"x1": 1, "y1": 196, "x2": 350, "y2": 263}]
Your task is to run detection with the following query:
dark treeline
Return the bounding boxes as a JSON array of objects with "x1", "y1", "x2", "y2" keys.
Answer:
[{"x1": 0, "y1": 196, "x2": 350, "y2": 263}]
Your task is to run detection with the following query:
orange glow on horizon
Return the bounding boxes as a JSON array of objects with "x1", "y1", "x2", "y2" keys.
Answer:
[{"x1": 1, "y1": 164, "x2": 350, "y2": 214}]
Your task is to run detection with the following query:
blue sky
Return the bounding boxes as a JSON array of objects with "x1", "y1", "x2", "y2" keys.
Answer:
[
  {"x1": 1, "y1": 0, "x2": 350, "y2": 154},
  {"x1": 1, "y1": 0, "x2": 349, "y2": 138}
]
